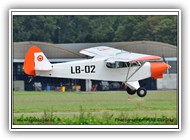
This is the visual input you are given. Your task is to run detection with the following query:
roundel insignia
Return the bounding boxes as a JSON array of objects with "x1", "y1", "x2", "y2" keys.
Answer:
[{"x1": 37, "y1": 55, "x2": 43, "y2": 62}]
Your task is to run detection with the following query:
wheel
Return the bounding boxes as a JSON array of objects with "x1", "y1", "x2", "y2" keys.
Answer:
[
  {"x1": 137, "y1": 87, "x2": 147, "y2": 97},
  {"x1": 126, "y1": 87, "x2": 136, "y2": 95}
]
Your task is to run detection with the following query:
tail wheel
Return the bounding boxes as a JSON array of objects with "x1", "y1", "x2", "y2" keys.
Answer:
[
  {"x1": 126, "y1": 87, "x2": 136, "y2": 95},
  {"x1": 137, "y1": 87, "x2": 147, "y2": 97}
]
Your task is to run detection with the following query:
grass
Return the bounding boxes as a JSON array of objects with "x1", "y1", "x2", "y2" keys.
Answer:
[
  {"x1": 13, "y1": 111, "x2": 177, "y2": 125},
  {"x1": 12, "y1": 90, "x2": 178, "y2": 125}
]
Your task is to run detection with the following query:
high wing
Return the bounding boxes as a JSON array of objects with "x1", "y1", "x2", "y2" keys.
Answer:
[
  {"x1": 80, "y1": 46, "x2": 161, "y2": 62},
  {"x1": 80, "y1": 46, "x2": 123, "y2": 58}
]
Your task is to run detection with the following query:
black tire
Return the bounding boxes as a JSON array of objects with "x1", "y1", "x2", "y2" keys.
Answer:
[
  {"x1": 137, "y1": 87, "x2": 147, "y2": 97},
  {"x1": 126, "y1": 87, "x2": 136, "y2": 95}
]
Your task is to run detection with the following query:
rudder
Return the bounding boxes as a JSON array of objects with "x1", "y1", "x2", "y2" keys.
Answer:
[{"x1": 23, "y1": 46, "x2": 52, "y2": 76}]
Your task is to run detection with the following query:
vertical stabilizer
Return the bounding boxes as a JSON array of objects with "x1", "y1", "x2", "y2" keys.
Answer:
[
  {"x1": 23, "y1": 46, "x2": 52, "y2": 76},
  {"x1": 34, "y1": 52, "x2": 52, "y2": 71}
]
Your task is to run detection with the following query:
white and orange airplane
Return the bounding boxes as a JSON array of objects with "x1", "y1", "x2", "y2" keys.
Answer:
[{"x1": 23, "y1": 46, "x2": 171, "y2": 97}]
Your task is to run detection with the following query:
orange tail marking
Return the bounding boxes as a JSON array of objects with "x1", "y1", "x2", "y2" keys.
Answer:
[{"x1": 23, "y1": 46, "x2": 42, "y2": 76}]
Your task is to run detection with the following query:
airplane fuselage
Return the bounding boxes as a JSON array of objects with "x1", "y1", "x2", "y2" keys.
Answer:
[{"x1": 35, "y1": 57, "x2": 151, "y2": 82}]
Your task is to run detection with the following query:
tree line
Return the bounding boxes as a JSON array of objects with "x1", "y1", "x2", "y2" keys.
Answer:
[{"x1": 13, "y1": 15, "x2": 177, "y2": 45}]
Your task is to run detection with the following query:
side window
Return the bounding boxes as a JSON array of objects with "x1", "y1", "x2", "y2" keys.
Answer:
[
  {"x1": 106, "y1": 62, "x2": 116, "y2": 68},
  {"x1": 131, "y1": 62, "x2": 138, "y2": 67},
  {"x1": 118, "y1": 62, "x2": 129, "y2": 68},
  {"x1": 124, "y1": 62, "x2": 141, "y2": 67},
  {"x1": 106, "y1": 62, "x2": 141, "y2": 68}
]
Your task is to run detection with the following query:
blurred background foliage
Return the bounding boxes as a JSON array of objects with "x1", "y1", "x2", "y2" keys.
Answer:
[{"x1": 13, "y1": 15, "x2": 177, "y2": 45}]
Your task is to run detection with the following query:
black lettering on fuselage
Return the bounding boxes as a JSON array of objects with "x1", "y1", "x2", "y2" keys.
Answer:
[
  {"x1": 91, "y1": 65, "x2": 95, "y2": 73},
  {"x1": 71, "y1": 66, "x2": 80, "y2": 74},
  {"x1": 71, "y1": 65, "x2": 96, "y2": 74},
  {"x1": 75, "y1": 66, "x2": 80, "y2": 73},
  {"x1": 71, "y1": 66, "x2": 75, "y2": 74},
  {"x1": 85, "y1": 66, "x2": 90, "y2": 73}
]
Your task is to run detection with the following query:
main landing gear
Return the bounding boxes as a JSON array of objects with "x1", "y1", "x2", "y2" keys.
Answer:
[{"x1": 126, "y1": 87, "x2": 147, "y2": 97}]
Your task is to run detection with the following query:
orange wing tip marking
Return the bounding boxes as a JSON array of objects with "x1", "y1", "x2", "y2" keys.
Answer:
[
  {"x1": 130, "y1": 56, "x2": 161, "y2": 62},
  {"x1": 97, "y1": 47, "x2": 110, "y2": 51},
  {"x1": 23, "y1": 46, "x2": 42, "y2": 76}
]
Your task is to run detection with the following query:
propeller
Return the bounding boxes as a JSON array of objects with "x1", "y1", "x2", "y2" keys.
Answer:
[
  {"x1": 162, "y1": 55, "x2": 166, "y2": 63},
  {"x1": 162, "y1": 55, "x2": 171, "y2": 69}
]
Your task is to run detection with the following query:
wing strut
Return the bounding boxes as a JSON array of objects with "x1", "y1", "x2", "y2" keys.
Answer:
[
  {"x1": 125, "y1": 62, "x2": 131, "y2": 82},
  {"x1": 126, "y1": 62, "x2": 146, "y2": 81}
]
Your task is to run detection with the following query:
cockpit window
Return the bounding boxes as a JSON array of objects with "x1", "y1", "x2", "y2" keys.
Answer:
[
  {"x1": 106, "y1": 62, "x2": 141, "y2": 68},
  {"x1": 106, "y1": 62, "x2": 116, "y2": 68},
  {"x1": 130, "y1": 62, "x2": 141, "y2": 67}
]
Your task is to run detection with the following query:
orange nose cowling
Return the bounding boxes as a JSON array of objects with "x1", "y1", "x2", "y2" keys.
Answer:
[{"x1": 150, "y1": 62, "x2": 171, "y2": 79}]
